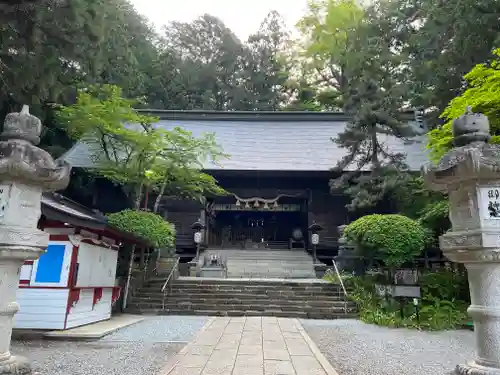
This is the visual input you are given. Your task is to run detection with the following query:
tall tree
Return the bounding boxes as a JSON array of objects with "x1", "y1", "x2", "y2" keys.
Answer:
[
  {"x1": 296, "y1": 0, "x2": 365, "y2": 110},
  {"x1": 378, "y1": 0, "x2": 500, "y2": 126},
  {"x1": 0, "y1": 0, "x2": 105, "y2": 111},
  {"x1": 241, "y1": 11, "x2": 290, "y2": 110},
  {"x1": 164, "y1": 14, "x2": 247, "y2": 110},
  {"x1": 0, "y1": 0, "x2": 163, "y2": 155},
  {"x1": 98, "y1": 0, "x2": 161, "y2": 100},
  {"x1": 331, "y1": 78, "x2": 413, "y2": 210},
  {"x1": 330, "y1": 4, "x2": 414, "y2": 210}
]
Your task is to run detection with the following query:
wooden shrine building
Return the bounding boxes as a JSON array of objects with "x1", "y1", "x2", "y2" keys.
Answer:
[{"x1": 62, "y1": 110, "x2": 429, "y2": 262}]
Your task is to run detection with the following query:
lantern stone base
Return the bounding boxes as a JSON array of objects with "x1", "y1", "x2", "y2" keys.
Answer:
[
  {"x1": 0, "y1": 355, "x2": 32, "y2": 375},
  {"x1": 200, "y1": 267, "x2": 226, "y2": 278},
  {"x1": 314, "y1": 263, "x2": 328, "y2": 278},
  {"x1": 456, "y1": 361, "x2": 500, "y2": 375}
]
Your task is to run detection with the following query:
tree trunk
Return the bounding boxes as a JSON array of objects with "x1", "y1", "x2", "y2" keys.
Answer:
[
  {"x1": 134, "y1": 183, "x2": 144, "y2": 210},
  {"x1": 144, "y1": 187, "x2": 149, "y2": 210},
  {"x1": 153, "y1": 180, "x2": 167, "y2": 213},
  {"x1": 371, "y1": 125, "x2": 379, "y2": 168}
]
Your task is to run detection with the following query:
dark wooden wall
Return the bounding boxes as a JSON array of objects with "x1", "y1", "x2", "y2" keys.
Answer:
[
  {"x1": 159, "y1": 198, "x2": 202, "y2": 250},
  {"x1": 209, "y1": 171, "x2": 349, "y2": 251},
  {"x1": 309, "y1": 190, "x2": 350, "y2": 249}
]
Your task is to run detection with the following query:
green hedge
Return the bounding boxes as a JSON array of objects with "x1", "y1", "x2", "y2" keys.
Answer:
[
  {"x1": 345, "y1": 214, "x2": 427, "y2": 268},
  {"x1": 107, "y1": 209, "x2": 175, "y2": 248}
]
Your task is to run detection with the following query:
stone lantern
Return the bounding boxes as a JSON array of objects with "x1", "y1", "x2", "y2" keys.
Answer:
[
  {"x1": 0, "y1": 106, "x2": 71, "y2": 374},
  {"x1": 422, "y1": 106, "x2": 500, "y2": 375}
]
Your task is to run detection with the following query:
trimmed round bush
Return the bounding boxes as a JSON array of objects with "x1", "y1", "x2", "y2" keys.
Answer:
[
  {"x1": 344, "y1": 214, "x2": 427, "y2": 268},
  {"x1": 107, "y1": 209, "x2": 175, "y2": 248}
]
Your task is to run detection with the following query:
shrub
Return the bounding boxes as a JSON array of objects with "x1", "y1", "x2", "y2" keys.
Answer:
[
  {"x1": 419, "y1": 268, "x2": 469, "y2": 303},
  {"x1": 344, "y1": 214, "x2": 427, "y2": 268},
  {"x1": 107, "y1": 209, "x2": 176, "y2": 248},
  {"x1": 326, "y1": 270, "x2": 469, "y2": 330},
  {"x1": 418, "y1": 199, "x2": 450, "y2": 239}
]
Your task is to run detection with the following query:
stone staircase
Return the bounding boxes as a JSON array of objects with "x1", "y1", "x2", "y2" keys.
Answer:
[
  {"x1": 127, "y1": 277, "x2": 357, "y2": 319},
  {"x1": 205, "y1": 248, "x2": 316, "y2": 279}
]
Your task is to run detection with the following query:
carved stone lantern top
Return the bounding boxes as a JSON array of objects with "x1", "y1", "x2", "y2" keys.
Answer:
[
  {"x1": 452, "y1": 106, "x2": 491, "y2": 146},
  {"x1": 422, "y1": 107, "x2": 500, "y2": 192},
  {"x1": 337, "y1": 225, "x2": 347, "y2": 236},
  {"x1": 0, "y1": 105, "x2": 71, "y2": 191},
  {"x1": 2, "y1": 105, "x2": 42, "y2": 145}
]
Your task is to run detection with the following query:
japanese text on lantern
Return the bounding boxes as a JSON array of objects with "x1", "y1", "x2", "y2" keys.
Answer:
[{"x1": 480, "y1": 187, "x2": 500, "y2": 220}]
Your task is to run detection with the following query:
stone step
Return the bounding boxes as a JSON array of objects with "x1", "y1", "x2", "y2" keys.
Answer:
[
  {"x1": 140, "y1": 286, "x2": 344, "y2": 293},
  {"x1": 226, "y1": 258, "x2": 313, "y2": 264},
  {"x1": 135, "y1": 305, "x2": 356, "y2": 315},
  {"x1": 207, "y1": 249, "x2": 310, "y2": 255},
  {"x1": 226, "y1": 263, "x2": 314, "y2": 268},
  {"x1": 126, "y1": 308, "x2": 357, "y2": 320},
  {"x1": 135, "y1": 294, "x2": 346, "y2": 304},
  {"x1": 144, "y1": 303, "x2": 355, "y2": 314},
  {"x1": 139, "y1": 286, "x2": 344, "y2": 294},
  {"x1": 135, "y1": 290, "x2": 345, "y2": 298},
  {"x1": 225, "y1": 254, "x2": 313, "y2": 259},
  {"x1": 226, "y1": 257, "x2": 313, "y2": 264},
  {"x1": 169, "y1": 285, "x2": 343, "y2": 293},
  {"x1": 131, "y1": 296, "x2": 353, "y2": 306},
  {"x1": 225, "y1": 273, "x2": 316, "y2": 279},
  {"x1": 227, "y1": 264, "x2": 314, "y2": 277},
  {"x1": 213, "y1": 255, "x2": 314, "y2": 262},
  {"x1": 171, "y1": 280, "x2": 337, "y2": 287}
]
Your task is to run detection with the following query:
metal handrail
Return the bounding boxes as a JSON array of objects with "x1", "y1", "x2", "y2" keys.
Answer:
[
  {"x1": 161, "y1": 257, "x2": 181, "y2": 310},
  {"x1": 332, "y1": 259, "x2": 349, "y2": 313},
  {"x1": 142, "y1": 250, "x2": 159, "y2": 282}
]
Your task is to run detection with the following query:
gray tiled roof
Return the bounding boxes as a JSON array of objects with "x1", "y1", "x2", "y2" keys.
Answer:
[{"x1": 60, "y1": 114, "x2": 429, "y2": 172}]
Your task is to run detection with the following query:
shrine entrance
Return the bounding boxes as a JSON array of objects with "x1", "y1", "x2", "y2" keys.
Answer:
[{"x1": 207, "y1": 198, "x2": 307, "y2": 249}]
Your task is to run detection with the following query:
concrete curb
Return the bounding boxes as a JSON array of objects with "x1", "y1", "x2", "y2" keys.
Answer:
[
  {"x1": 295, "y1": 319, "x2": 340, "y2": 375},
  {"x1": 43, "y1": 315, "x2": 144, "y2": 341}
]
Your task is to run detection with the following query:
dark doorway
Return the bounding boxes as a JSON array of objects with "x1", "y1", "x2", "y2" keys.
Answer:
[{"x1": 208, "y1": 207, "x2": 307, "y2": 249}]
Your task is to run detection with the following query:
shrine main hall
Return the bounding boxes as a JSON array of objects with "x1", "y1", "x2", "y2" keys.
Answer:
[{"x1": 62, "y1": 110, "x2": 428, "y2": 261}]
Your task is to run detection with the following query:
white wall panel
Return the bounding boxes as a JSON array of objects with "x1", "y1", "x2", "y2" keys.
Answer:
[{"x1": 14, "y1": 288, "x2": 69, "y2": 330}]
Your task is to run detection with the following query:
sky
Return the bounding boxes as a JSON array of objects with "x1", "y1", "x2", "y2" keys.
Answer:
[{"x1": 130, "y1": 0, "x2": 309, "y2": 40}]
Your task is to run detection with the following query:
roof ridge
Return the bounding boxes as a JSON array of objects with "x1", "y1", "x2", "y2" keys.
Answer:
[{"x1": 136, "y1": 109, "x2": 418, "y2": 122}]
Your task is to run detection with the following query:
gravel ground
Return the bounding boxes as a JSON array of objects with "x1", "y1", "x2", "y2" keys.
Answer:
[
  {"x1": 301, "y1": 319, "x2": 475, "y2": 375},
  {"x1": 102, "y1": 315, "x2": 209, "y2": 343},
  {"x1": 12, "y1": 316, "x2": 208, "y2": 375}
]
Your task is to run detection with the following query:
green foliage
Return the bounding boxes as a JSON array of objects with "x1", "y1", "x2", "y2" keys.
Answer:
[
  {"x1": 419, "y1": 268, "x2": 469, "y2": 303},
  {"x1": 56, "y1": 84, "x2": 163, "y2": 187},
  {"x1": 107, "y1": 209, "x2": 175, "y2": 248},
  {"x1": 375, "y1": 0, "x2": 500, "y2": 127},
  {"x1": 330, "y1": 78, "x2": 413, "y2": 211},
  {"x1": 344, "y1": 214, "x2": 427, "y2": 267},
  {"x1": 427, "y1": 48, "x2": 500, "y2": 161},
  {"x1": 392, "y1": 176, "x2": 450, "y2": 243},
  {"x1": 296, "y1": 0, "x2": 365, "y2": 107},
  {"x1": 56, "y1": 84, "x2": 157, "y2": 142},
  {"x1": 56, "y1": 84, "x2": 228, "y2": 208},
  {"x1": 417, "y1": 200, "x2": 450, "y2": 239},
  {"x1": 326, "y1": 269, "x2": 469, "y2": 330}
]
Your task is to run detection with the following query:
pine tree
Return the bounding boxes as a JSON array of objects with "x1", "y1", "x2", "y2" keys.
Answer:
[{"x1": 330, "y1": 77, "x2": 414, "y2": 211}]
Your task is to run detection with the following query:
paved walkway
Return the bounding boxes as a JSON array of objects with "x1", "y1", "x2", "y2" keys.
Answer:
[{"x1": 159, "y1": 316, "x2": 337, "y2": 375}]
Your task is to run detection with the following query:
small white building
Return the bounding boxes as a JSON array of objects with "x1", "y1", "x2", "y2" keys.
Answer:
[{"x1": 15, "y1": 194, "x2": 150, "y2": 330}]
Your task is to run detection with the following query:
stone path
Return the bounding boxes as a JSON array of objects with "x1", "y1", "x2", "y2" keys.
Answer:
[{"x1": 159, "y1": 316, "x2": 337, "y2": 375}]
